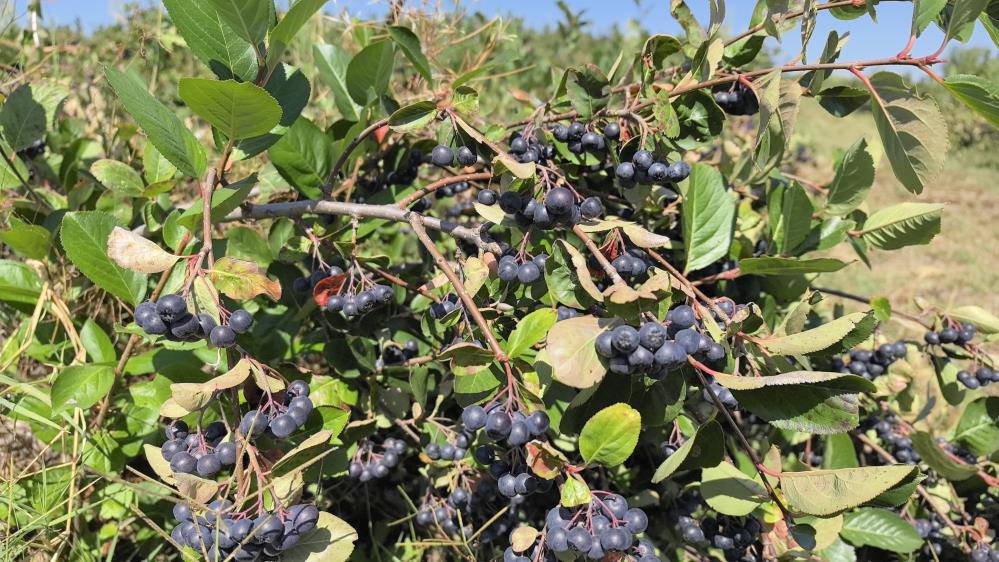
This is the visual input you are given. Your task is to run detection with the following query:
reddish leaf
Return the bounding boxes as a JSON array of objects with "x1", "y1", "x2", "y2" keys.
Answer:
[{"x1": 312, "y1": 273, "x2": 349, "y2": 307}]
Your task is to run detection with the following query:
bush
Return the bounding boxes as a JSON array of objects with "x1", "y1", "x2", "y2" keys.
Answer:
[{"x1": 1, "y1": 1, "x2": 998, "y2": 561}]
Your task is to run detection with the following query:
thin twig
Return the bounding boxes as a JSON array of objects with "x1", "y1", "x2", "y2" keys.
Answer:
[
  {"x1": 408, "y1": 217, "x2": 508, "y2": 363},
  {"x1": 395, "y1": 172, "x2": 492, "y2": 208},
  {"x1": 572, "y1": 225, "x2": 625, "y2": 286},
  {"x1": 323, "y1": 117, "x2": 390, "y2": 198}
]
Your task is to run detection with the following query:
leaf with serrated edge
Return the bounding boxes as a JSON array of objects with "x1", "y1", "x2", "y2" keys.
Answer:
[
  {"x1": 701, "y1": 461, "x2": 769, "y2": 516},
  {"x1": 683, "y1": 164, "x2": 736, "y2": 272},
  {"x1": 756, "y1": 312, "x2": 872, "y2": 356},
  {"x1": 578, "y1": 403, "x2": 641, "y2": 467},
  {"x1": 867, "y1": 72, "x2": 948, "y2": 195},
  {"x1": 860, "y1": 202, "x2": 943, "y2": 250},
  {"x1": 505, "y1": 308, "x2": 557, "y2": 359},
  {"x1": 544, "y1": 315, "x2": 620, "y2": 389},
  {"x1": 952, "y1": 397, "x2": 999, "y2": 457},
  {"x1": 175, "y1": 473, "x2": 218, "y2": 505},
  {"x1": 62, "y1": 211, "x2": 147, "y2": 305},
  {"x1": 779, "y1": 465, "x2": 918, "y2": 516},
  {"x1": 207, "y1": 256, "x2": 282, "y2": 301},
  {"x1": 272, "y1": 430, "x2": 334, "y2": 477},
  {"x1": 178, "y1": 79, "x2": 282, "y2": 140},
  {"x1": 560, "y1": 475, "x2": 592, "y2": 507},
  {"x1": 825, "y1": 138, "x2": 875, "y2": 216},
  {"x1": 107, "y1": 227, "x2": 179, "y2": 274}
]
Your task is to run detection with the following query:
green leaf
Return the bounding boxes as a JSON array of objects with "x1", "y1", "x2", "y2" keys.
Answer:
[
  {"x1": 346, "y1": 40, "x2": 395, "y2": 105},
  {"x1": 840, "y1": 508, "x2": 923, "y2": 554},
  {"x1": 565, "y1": 64, "x2": 609, "y2": 119},
  {"x1": 952, "y1": 397, "x2": 999, "y2": 457},
  {"x1": 0, "y1": 259, "x2": 43, "y2": 304},
  {"x1": 105, "y1": 67, "x2": 207, "y2": 178},
  {"x1": 943, "y1": 74, "x2": 999, "y2": 128},
  {"x1": 268, "y1": 0, "x2": 328, "y2": 68},
  {"x1": 823, "y1": 433, "x2": 859, "y2": 469},
  {"x1": 911, "y1": 431, "x2": 978, "y2": 481},
  {"x1": 682, "y1": 163, "x2": 736, "y2": 272},
  {"x1": 235, "y1": 64, "x2": 311, "y2": 159},
  {"x1": 867, "y1": 72, "x2": 948, "y2": 195},
  {"x1": 779, "y1": 465, "x2": 918, "y2": 516},
  {"x1": 739, "y1": 257, "x2": 848, "y2": 275},
  {"x1": 560, "y1": 476, "x2": 592, "y2": 508},
  {"x1": 142, "y1": 143, "x2": 177, "y2": 184},
  {"x1": 204, "y1": 0, "x2": 271, "y2": 47},
  {"x1": 269, "y1": 118, "x2": 332, "y2": 199},
  {"x1": 162, "y1": 0, "x2": 257, "y2": 81},
  {"x1": 313, "y1": 44, "x2": 361, "y2": 121},
  {"x1": 825, "y1": 138, "x2": 875, "y2": 216},
  {"x1": 0, "y1": 223, "x2": 51, "y2": 260},
  {"x1": 712, "y1": 370, "x2": 875, "y2": 434},
  {"x1": 178, "y1": 79, "x2": 282, "y2": 140},
  {"x1": 0, "y1": 83, "x2": 46, "y2": 151},
  {"x1": 504, "y1": 308, "x2": 557, "y2": 359},
  {"x1": 578, "y1": 403, "x2": 641, "y2": 467},
  {"x1": 860, "y1": 202, "x2": 943, "y2": 250},
  {"x1": 947, "y1": 305, "x2": 999, "y2": 335},
  {"x1": 701, "y1": 461, "x2": 769, "y2": 516},
  {"x1": 944, "y1": 0, "x2": 990, "y2": 43},
  {"x1": 756, "y1": 312, "x2": 874, "y2": 356},
  {"x1": 280, "y1": 511, "x2": 357, "y2": 562},
  {"x1": 61, "y1": 211, "x2": 147, "y2": 305},
  {"x1": 90, "y1": 159, "x2": 144, "y2": 197},
  {"x1": 543, "y1": 315, "x2": 620, "y2": 389},
  {"x1": 81, "y1": 319, "x2": 116, "y2": 364},
  {"x1": 177, "y1": 174, "x2": 256, "y2": 230},
  {"x1": 388, "y1": 101, "x2": 437, "y2": 133},
  {"x1": 913, "y1": 0, "x2": 948, "y2": 35},
  {"x1": 769, "y1": 181, "x2": 813, "y2": 255},
  {"x1": 815, "y1": 85, "x2": 870, "y2": 117},
  {"x1": 0, "y1": 139, "x2": 28, "y2": 189},
  {"x1": 51, "y1": 364, "x2": 115, "y2": 412},
  {"x1": 651, "y1": 419, "x2": 725, "y2": 483},
  {"x1": 388, "y1": 26, "x2": 432, "y2": 83}
]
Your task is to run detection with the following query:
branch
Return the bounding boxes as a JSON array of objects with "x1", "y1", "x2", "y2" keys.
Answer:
[
  {"x1": 229, "y1": 199, "x2": 504, "y2": 254},
  {"x1": 724, "y1": 0, "x2": 868, "y2": 47},
  {"x1": 812, "y1": 286, "x2": 931, "y2": 328},
  {"x1": 322, "y1": 117, "x2": 390, "y2": 199},
  {"x1": 395, "y1": 171, "x2": 492, "y2": 208},
  {"x1": 572, "y1": 225, "x2": 625, "y2": 286},
  {"x1": 407, "y1": 217, "x2": 508, "y2": 363},
  {"x1": 689, "y1": 359, "x2": 795, "y2": 524}
]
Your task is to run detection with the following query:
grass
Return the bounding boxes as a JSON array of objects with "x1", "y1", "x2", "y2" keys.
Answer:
[{"x1": 789, "y1": 98, "x2": 999, "y2": 333}]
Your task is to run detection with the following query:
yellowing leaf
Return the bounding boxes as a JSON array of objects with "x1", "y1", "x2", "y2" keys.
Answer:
[
  {"x1": 107, "y1": 227, "x2": 180, "y2": 274},
  {"x1": 207, "y1": 256, "x2": 282, "y2": 301}
]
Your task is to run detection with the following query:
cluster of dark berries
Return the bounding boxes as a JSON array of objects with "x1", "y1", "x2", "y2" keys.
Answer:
[
  {"x1": 541, "y1": 492, "x2": 655, "y2": 561},
  {"x1": 550, "y1": 121, "x2": 621, "y2": 156},
  {"x1": 912, "y1": 515, "x2": 955, "y2": 559},
  {"x1": 972, "y1": 544, "x2": 999, "y2": 562},
  {"x1": 17, "y1": 139, "x2": 46, "y2": 160},
  {"x1": 425, "y1": 427, "x2": 472, "y2": 462},
  {"x1": 428, "y1": 293, "x2": 462, "y2": 320},
  {"x1": 429, "y1": 144, "x2": 479, "y2": 168},
  {"x1": 608, "y1": 248, "x2": 655, "y2": 280},
  {"x1": 713, "y1": 83, "x2": 760, "y2": 116},
  {"x1": 615, "y1": 150, "x2": 691, "y2": 188},
  {"x1": 292, "y1": 263, "x2": 340, "y2": 294},
  {"x1": 135, "y1": 295, "x2": 252, "y2": 348},
  {"x1": 556, "y1": 305, "x2": 582, "y2": 322},
  {"x1": 924, "y1": 322, "x2": 979, "y2": 347},
  {"x1": 161, "y1": 420, "x2": 237, "y2": 478},
  {"x1": 239, "y1": 380, "x2": 313, "y2": 440},
  {"x1": 832, "y1": 341, "x2": 908, "y2": 380},
  {"x1": 701, "y1": 375, "x2": 739, "y2": 409},
  {"x1": 595, "y1": 304, "x2": 726, "y2": 378},
  {"x1": 414, "y1": 500, "x2": 472, "y2": 538},
  {"x1": 170, "y1": 500, "x2": 319, "y2": 561},
  {"x1": 381, "y1": 339, "x2": 419, "y2": 366},
  {"x1": 869, "y1": 416, "x2": 921, "y2": 464},
  {"x1": 957, "y1": 365, "x2": 997, "y2": 389},
  {"x1": 348, "y1": 437, "x2": 407, "y2": 482},
  {"x1": 461, "y1": 403, "x2": 550, "y2": 448},
  {"x1": 435, "y1": 180, "x2": 472, "y2": 200},
  {"x1": 508, "y1": 130, "x2": 557, "y2": 163},
  {"x1": 485, "y1": 454, "x2": 553, "y2": 500},
  {"x1": 497, "y1": 253, "x2": 546, "y2": 285},
  {"x1": 325, "y1": 287, "x2": 395, "y2": 321},
  {"x1": 700, "y1": 515, "x2": 764, "y2": 561},
  {"x1": 384, "y1": 147, "x2": 427, "y2": 187},
  {"x1": 479, "y1": 186, "x2": 604, "y2": 229}
]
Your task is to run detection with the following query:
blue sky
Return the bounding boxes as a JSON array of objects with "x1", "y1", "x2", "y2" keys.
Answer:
[{"x1": 9, "y1": 0, "x2": 996, "y2": 67}]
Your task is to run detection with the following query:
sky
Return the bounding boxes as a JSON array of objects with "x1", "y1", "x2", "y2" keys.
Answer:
[{"x1": 6, "y1": 0, "x2": 996, "y2": 68}]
